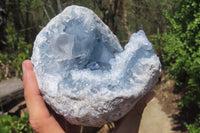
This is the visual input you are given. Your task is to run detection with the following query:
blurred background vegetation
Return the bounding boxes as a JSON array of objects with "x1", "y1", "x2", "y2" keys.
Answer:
[{"x1": 0, "y1": 0, "x2": 199, "y2": 132}]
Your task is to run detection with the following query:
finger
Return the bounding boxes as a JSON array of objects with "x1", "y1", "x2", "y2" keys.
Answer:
[
  {"x1": 22, "y1": 60, "x2": 50, "y2": 119},
  {"x1": 113, "y1": 90, "x2": 155, "y2": 133},
  {"x1": 134, "y1": 90, "x2": 155, "y2": 112},
  {"x1": 140, "y1": 89, "x2": 155, "y2": 104},
  {"x1": 22, "y1": 60, "x2": 65, "y2": 133}
]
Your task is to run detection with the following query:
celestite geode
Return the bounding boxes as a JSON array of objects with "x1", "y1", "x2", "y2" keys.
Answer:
[{"x1": 31, "y1": 5, "x2": 161, "y2": 127}]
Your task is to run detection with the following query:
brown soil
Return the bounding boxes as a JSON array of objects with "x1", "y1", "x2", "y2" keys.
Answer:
[{"x1": 155, "y1": 70, "x2": 188, "y2": 133}]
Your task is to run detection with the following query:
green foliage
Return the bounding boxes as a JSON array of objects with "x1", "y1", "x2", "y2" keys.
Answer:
[
  {"x1": 163, "y1": 0, "x2": 200, "y2": 86},
  {"x1": 6, "y1": 0, "x2": 45, "y2": 43},
  {"x1": 0, "y1": 27, "x2": 32, "y2": 79},
  {"x1": 0, "y1": 112, "x2": 34, "y2": 133},
  {"x1": 152, "y1": 0, "x2": 200, "y2": 94},
  {"x1": 186, "y1": 115, "x2": 200, "y2": 133},
  {"x1": 152, "y1": 0, "x2": 200, "y2": 130}
]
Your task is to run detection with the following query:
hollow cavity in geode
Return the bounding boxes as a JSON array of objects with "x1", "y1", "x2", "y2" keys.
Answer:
[{"x1": 31, "y1": 5, "x2": 161, "y2": 127}]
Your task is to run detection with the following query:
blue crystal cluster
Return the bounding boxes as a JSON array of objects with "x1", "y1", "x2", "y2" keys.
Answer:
[{"x1": 32, "y1": 5, "x2": 161, "y2": 127}]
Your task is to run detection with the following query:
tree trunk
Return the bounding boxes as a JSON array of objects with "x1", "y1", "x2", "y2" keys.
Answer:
[
  {"x1": 94, "y1": 0, "x2": 119, "y2": 34},
  {"x1": 25, "y1": 0, "x2": 30, "y2": 42},
  {"x1": 119, "y1": 0, "x2": 131, "y2": 39},
  {"x1": 0, "y1": 0, "x2": 6, "y2": 49},
  {"x1": 56, "y1": 0, "x2": 62, "y2": 13},
  {"x1": 10, "y1": 0, "x2": 22, "y2": 33}
]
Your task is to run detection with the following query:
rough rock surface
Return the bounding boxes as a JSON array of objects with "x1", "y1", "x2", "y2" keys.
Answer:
[{"x1": 31, "y1": 5, "x2": 161, "y2": 127}]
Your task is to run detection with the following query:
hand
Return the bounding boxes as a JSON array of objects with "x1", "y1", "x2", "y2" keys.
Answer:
[
  {"x1": 22, "y1": 60, "x2": 154, "y2": 133},
  {"x1": 112, "y1": 89, "x2": 155, "y2": 133},
  {"x1": 22, "y1": 60, "x2": 80, "y2": 133}
]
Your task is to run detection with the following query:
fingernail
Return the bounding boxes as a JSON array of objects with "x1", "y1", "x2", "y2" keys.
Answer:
[
  {"x1": 22, "y1": 62, "x2": 26, "y2": 73},
  {"x1": 22, "y1": 62, "x2": 27, "y2": 83}
]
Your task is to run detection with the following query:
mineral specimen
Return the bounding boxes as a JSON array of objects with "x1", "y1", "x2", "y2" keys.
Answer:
[{"x1": 31, "y1": 5, "x2": 161, "y2": 127}]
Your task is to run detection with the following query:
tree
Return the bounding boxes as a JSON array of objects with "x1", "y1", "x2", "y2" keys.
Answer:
[
  {"x1": 153, "y1": 0, "x2": 200, "y2": 130},
  {"x1": 163, "y1": 0, "x2": 200, "y2": 87},
  {"x1": 0, "y1": 0, "x2": 6, "y2": 49},
  {"x1": 93, "y1": 0, "x2": 119, "y2": 34}
]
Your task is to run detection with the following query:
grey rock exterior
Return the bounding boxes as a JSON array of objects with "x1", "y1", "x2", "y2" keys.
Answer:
[{"x1": 31, "y1": 5, "x2": 161, "y2": 127}]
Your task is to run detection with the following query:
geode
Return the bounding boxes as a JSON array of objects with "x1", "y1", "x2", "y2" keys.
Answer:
[{"x1": 31, "y1": 5, "x2": 161, "y2": 127}]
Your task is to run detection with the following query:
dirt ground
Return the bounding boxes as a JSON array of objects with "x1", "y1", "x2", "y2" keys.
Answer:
[
  {"x1": 155, "y1": 70, "x2": 188, "y2": 133},
  {"x1": 139, "y1": 97, "x2": 172, "y2": 133}
]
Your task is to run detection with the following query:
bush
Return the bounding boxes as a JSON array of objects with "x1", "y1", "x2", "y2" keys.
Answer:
[
  {"x1": 0, "y1": 27, "x2": 32, "y2": 80},
  {"x1": 186, "y1": 115, "x2": 200, "y2": 133},
  {"x1": 151, "y1": 0, "x2": 200, "y2": 131},
  {"x1": 0, "y1": 112, "x2": 33, "y2": 133}
]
